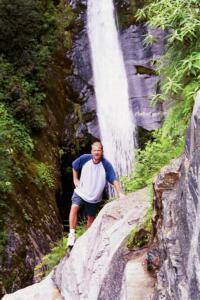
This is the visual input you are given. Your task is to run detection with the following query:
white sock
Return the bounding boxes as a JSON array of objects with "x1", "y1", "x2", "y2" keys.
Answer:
[{"x1": 70, "y1": 229, "x2": 75, "y2": 234}]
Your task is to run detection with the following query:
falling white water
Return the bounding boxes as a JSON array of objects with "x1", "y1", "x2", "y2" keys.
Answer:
[{"x1": 87, "y1": 0, "x2": 136, "y2": 178}]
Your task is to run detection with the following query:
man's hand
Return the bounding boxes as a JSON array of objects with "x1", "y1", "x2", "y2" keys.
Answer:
[
  {"x1": 73, "y1": 169, "x2": 80, "y2": 187},
  {"x1": 113, "y1": 180, "x2": 125, "y2": 199}
]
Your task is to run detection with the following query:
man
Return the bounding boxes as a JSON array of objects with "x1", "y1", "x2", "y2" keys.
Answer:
[{"x1": 67, "y1": 141, "x2": 124, "y2": 247}]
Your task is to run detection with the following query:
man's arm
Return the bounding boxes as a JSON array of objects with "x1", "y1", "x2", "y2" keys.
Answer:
[
  {"x1": 73, "y1": 169, "x2": 80, "y2": 187},
  {"x1": 113, "y1": 180, "x2": 125, "y2": 199}
]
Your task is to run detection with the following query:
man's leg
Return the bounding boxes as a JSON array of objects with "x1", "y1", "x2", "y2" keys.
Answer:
[
  {"x1": 68, "y1": 193, "x2": 82, "y2": 247},
  {"x1": 87, "y1": 215, "x2": 95, "y2": 228},
  {"x1": 84, "y1": 201, "x2": 98, "y2": 228},
  {"x1": 69, "y1": 204, "x2": 80, "y2": 229}
]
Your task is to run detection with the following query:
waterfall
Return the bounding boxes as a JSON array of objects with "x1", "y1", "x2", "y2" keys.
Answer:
[{"x1": 87, "y1": 0, "x2": 136, "y2": 179}]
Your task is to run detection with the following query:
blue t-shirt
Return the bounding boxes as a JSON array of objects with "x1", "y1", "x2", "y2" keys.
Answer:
[{"x1": 72, "y1": 154, "x2": 116, "y2": 203}]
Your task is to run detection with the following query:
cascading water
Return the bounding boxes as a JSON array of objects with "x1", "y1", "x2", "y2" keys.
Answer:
[{"x1": 87, "y1": 0, "x2": 136, "y2": 180}]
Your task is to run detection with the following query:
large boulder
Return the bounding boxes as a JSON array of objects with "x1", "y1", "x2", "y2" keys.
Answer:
[
  {"x1": 54, "y1": 189, "x2": 152, "y2": 300},
  {"x1": 3, "y1": 188, "x2": 155, "y2": 300},
  {"x1": 2, "y1": 272, "x2": 63, "y2": 300}
]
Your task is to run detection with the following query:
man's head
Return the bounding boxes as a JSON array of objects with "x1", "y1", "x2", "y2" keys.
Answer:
[{"x1": 91, "y1": 141, "x2": 103, "y2": 163}]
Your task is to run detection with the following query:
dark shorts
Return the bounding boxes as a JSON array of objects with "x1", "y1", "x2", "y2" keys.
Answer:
[{"x1": 71, "y1": 192, "x2": 99, "y2": 217}]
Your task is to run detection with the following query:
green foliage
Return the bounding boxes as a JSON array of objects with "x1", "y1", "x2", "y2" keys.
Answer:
[
  {"x1": 34, "y1": 236, "x2": 67, "y2": 279},
  {"x1": 137, "y1": 0, "x2": 200, "y2": 40},
  {"x1": 0, "y1": 54, "x2": 47, "y2": 132},
  {"x1": 56, "y1": 0, "x2": 76, "y2": 49},
  {"x1": 0, "y1": 0, "x2": 76, "y2": 261},
  {"x1": 34, "y1": 220, "x2": 87, "y2": 279},
  {"x1": 0, "y1": 103, "x2": 34, "y2": 195},
  {"x1": 127, "y1": 188, "x2": 153, "y2": 250},
  {"x1": 75, "y1": 218, "x2": 87, "y2": 238},
  {"x1": 35, "y1": 163, "x2": 55, "y2": 189},
  {"x1": 0, "y1": 0, "x2": 76, "y2": 132},
  {"x1": 0, "y1": 0, "x2": 43, "y2": 67},
  {"x1": 127, "y1": 221, "x2": 151, "y2": 249},
  {"x1": 0, "y1": 0, "x2": 76, "y2": 197},
  {"x1": 0, "y1": 230, "x2": 8, "y2": 258},
  {"x1": 0, "y1": 104, "x2": 34, "y2": 154},
  {"x1": 123, "y1": 0, "x2": 200, "y2": 195},
  {"x1": 143, "y1": 33, "x2": 157, "y2": 46},
  {"x1": 136, "y1": 0, "x2": 200, "y2": 104},
  {"x1": 123, "y1": 101, "x2": 187, "y2": 193}
]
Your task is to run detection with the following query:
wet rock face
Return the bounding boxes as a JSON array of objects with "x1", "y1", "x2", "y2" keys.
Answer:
[
  {"x1": 152, "y1": 91, "x2": 200, "y2": 300},
  {"x1": 63, "y1": 28, "x2": 99, "y2": 148},
  {"x1": 121, "y1": 24, "x2": 165, "y2": 130}
]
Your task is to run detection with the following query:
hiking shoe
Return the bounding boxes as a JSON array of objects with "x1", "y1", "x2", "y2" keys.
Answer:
[{"x1": 67, "y1": 232, "x2": 76, "y2": 247}]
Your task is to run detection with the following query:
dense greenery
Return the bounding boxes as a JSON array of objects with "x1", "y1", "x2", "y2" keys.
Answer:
[
  {"x1": 0, "y1": 0, "x2": 77, "y2": 258},
  {"x1": 35, "y1": 162, "x2": 55, "y2": 189},
  {"x1": 0, "y1": 0, "x2": 76, "y2": 197},
  {"x1": 123, "y1": 0, "x2": 200, "y2": 193},
  {"x1": 0, "y1": 103, "x2": 34, "y2": 193}
]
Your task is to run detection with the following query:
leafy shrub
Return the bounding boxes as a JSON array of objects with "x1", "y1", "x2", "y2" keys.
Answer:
[
  {"x1": 0, "y1": 56, "x2": 47, "y2": 132},
  {"x1": 136, "y1": 0, "x2": 200, "y2": 105},
  {"x1": 0, "y1": 0, "x2": 76, "y2": 198},
  {"x1": 0, "y1": 0, "x2": 43, "y2": 67},
  {"x1": 35, "y1": 163, "x2": 55, "y2": 189},
  {"x1": 34, "y1": 220, "x2": 87, "y2": 279},
  {"x1": 123, "y1": 0, "x2": 200, "y2": 195},
  {"x1": 127, "y1": 225, "x2": 150, "y2": 249},
  {"x1": 0, "y1": 103, "x2": 34, "y2": 195},
  {"x1": 0, "y1": 0, "x2": 77, "y2": 261},
  {"x1": 34, "y1": 236, "x2": 67, "y2": 281},
  {"x1": 0, "y1": 0, "x2": 76, "y2": 132},
  {"x1": 122, "y1": 129, "x2": 184, "y2": 193}
]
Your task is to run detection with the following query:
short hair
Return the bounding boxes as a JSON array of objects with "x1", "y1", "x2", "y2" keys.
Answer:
[{"x1": 91, "y1": 141, "x2": 103, "y2": 150}]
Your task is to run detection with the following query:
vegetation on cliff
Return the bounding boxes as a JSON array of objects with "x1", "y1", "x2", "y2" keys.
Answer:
[
  {"x1": 0, "y1": 0, "x2": 75, "y2": 197},
  {"x1": 123, "y1": 0, "x2": 200, "y2": 192},
  {"x1": 0, "y1": 0, "x2": 78, "y2": 293},
  {"x1": 34, "y1": 219, "x2": 87, "y2": 280}
]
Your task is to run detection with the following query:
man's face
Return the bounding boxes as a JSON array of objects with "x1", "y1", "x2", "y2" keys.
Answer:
[{"x1": 91, "y1": 144, "x2": 103, "y2": 163}]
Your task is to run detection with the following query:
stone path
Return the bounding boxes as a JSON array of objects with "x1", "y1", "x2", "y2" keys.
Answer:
[{"x1": 122, "y1": 249, "x2": 155, "y2": 300}]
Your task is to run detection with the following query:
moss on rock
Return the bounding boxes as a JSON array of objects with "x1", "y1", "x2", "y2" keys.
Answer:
[{"x1": 127, "y1": 218, "x2": 152, "y2": 249}]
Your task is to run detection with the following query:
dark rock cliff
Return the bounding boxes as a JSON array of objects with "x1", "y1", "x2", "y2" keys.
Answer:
[
  {"x1": 151, "y1": 91, "x2": 200, "y2": 300},
  {"x1": 0, "y1": 50, "x2": 70, "y2": 296}
]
